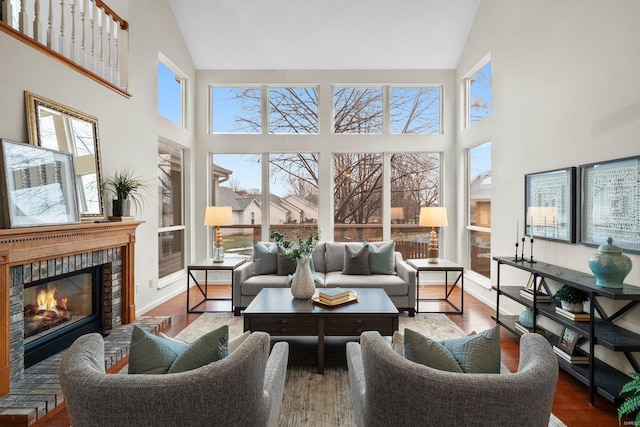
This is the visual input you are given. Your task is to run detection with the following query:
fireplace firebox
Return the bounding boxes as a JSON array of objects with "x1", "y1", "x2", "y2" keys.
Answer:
[{"x1": 23, "y1": 266, "x2": 104, "y2": 368}]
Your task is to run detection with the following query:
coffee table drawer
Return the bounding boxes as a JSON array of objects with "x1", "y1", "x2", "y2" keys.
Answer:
[
  {"x1": 246, "y1": 316, "x2": 318, "y2": 335},
  {"x1": 324, "y1": 316, "x2": 396, "y2": 336}
]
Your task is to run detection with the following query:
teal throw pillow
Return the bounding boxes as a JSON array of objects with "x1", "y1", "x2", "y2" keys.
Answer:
[
  {"x1": 128, "y1": 325, "x2": 188, "y2": 374},
  {"x1": 403, "y1": 326, "x2": 501, "y2": 373},
  {"x1": 366, "y1": 241, "x2": 396, "y2": 275},
  {"x1": 128, "y1": 325, "x2": 229, "y2": 375},
  {"x1": 168, "y1": 325, "x2": 229, "y2": 373},
  {"x1": 252, "y1": 242, "x2": 277, "y2": 275},
  {"x1": 342, "y1": 244, "x2": 371, "y2": 275}
]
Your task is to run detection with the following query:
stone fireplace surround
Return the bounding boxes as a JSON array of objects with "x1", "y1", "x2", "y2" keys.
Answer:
[{"x1": 0, "y1": 222, "x2": 141, "y2": 396}]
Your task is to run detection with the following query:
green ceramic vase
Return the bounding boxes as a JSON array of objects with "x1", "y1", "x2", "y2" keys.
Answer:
[{"x1": 588, "y1": 237, "x2": 632, "y2": 288}]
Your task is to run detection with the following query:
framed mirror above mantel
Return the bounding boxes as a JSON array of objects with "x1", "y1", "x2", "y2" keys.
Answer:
[{"x1": 24, "y1": 91, "x2": 106, "y2": 222}]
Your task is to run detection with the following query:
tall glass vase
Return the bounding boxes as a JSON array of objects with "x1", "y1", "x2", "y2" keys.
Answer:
[{"x1": 291, "y1": 257, "x2": 316, "y2": 299}]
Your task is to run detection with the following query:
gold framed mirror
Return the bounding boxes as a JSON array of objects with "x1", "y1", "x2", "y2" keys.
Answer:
[{"x1": 25, "y1": 91, "x2": 105, "y2": 221}]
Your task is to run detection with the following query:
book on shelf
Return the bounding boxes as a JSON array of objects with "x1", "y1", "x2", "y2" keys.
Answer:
[
  {"x1": 553, "y1": 346, "x2": 589, "y2": 364},
  {"x1": 555, "y1": 306, "x2": 591, "y2": 321},
  {"x1": 514, "y1": 321, "x2": 544, "y2": 335},
  {"x1": 519, "y1": 289, "x2": 551, "y2": 302}
]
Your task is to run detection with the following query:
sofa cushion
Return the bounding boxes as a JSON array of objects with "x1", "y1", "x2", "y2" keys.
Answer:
[
  {"x1": 366, "y1": 241, "x2": 396, "y2": 275},
  {"x1": 325, "y1": 242, "x2": 348, "y2": 272},
  {"x1": 342, "y1": 244, "x2": 371, "y2": 275},
  {"x1": 252, "y1": 242, "x2": 277, "y2": 275},
  {"x1": 311, "y1": 243, "x2": 326, "y2": 273},
  {"x1": 168, "y1": 325, "x2": 229, "y2": 373},
  {"x1": 324, "y1": 271, "x2": 407, "y2": 294},
  {"x1": 403, "y1": 326, "x2": 501, "y2": 374},
  {"x1": 276, "y1": 247, "x2": 297, "y2": 275},
  {"x1": 242, "y1": 275, "x2": 291, "y2": 295}
]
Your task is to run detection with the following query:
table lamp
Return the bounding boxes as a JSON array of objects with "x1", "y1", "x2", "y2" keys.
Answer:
[
  {"x1": 419, "y1": 206, "x2": 448, "y2": 263},
  {"x1": 390, "y1": 207, "x2": 405, "y2": 224},
  {"x1": 204, "y1": 206, "x2": 233, "y2": 262}
]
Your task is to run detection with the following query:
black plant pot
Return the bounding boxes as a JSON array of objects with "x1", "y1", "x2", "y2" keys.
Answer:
[{"x1": 112, "y1": 199, "x2": 131, "y2": 217}]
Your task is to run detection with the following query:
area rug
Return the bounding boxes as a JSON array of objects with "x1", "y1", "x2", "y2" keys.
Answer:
[{"x1": 175, "y1": 313, "x2": 566, "y2": 427}]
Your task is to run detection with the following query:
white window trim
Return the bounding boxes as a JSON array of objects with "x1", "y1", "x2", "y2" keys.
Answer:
[
  {"x1": 158, "y1": 52, "x2": 187, "y2": 128},
  {"x1": 463, "y1": 52, "x2": 492, "y2": 129},
  {"x1": 465, "y1": 140, "x2": 491, "y2": 282}
]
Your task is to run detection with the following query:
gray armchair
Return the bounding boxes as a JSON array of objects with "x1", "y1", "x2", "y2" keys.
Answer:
[
  {"x1": 59, "y1": 331, "x2": 288, "y2": 427},
  {"x1": 347, "y1": 331, "x2": 558, "y2": 427}
]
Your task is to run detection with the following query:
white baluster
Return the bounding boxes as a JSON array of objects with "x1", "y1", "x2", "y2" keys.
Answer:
[
  {"x1": 47, "y1": 0, "x2": 57, "y2": 51},
  {"x1": 89, "y1": 0, "x2": 95, "y2": 72},
  {"x1": 2, "y1": 0, "x2": 15, "y2": 28},
  {"x1": 69, "y1": 0, "x2": 77, "y2": 61},
  {"x1": 33, "y1": 0, "x2": 44, "y2": 43},
  {"x1": 79, "y1": 0, "x2": 86, "y2": 66},
  {"x1": 113, "y1": 19, "x2": 119, "y2": 86},
  {"x1": 105, "y1": 14, "x2": 112, "y2": 82},
  {"x1": 19, "y1": 0, "x2": 30, "y2": 36},
  {"x1": 58, "y1": 0, "x2": 66, "y2": 56},
  {"x1": 97, "y1": 7, "x2": 103, "y2": 76}
]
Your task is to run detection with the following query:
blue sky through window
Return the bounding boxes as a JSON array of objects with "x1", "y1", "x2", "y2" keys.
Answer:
[{"x1": 157, "y1": 61, "x2": 182, "y2": 126}]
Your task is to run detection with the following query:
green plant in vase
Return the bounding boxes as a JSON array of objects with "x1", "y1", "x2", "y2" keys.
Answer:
[
  {"x1": 553, "y1": 285, "x2": 588, "y2": 313},
  {"x1": 104, "y1": 169, "x2": 149, "y2": 218},
  {"x1": 619, "y1": 372, "x2": 640, "y2": 425}
]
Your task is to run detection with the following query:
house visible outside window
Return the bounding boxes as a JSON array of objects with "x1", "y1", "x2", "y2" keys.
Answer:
[
  {"x1": 158, "y1": 142, "x2": 185, "y2": 281},
  {"x1": 157, "y1": 57, "x2": 185, "y2": 126},
  {"x1": 465, "y1": 59, "x2": 492, "y2": 127},
  {"x1": 467, "y1": 141, "x2": 491, "y2": 279}
]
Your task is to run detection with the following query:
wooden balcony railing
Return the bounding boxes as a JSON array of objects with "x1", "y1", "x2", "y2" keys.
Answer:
[{"x1": 0, "y1": 0, "x2": 130, "y2": 97}]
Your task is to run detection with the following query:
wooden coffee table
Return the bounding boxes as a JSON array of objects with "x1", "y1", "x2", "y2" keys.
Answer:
[{"x1": 243, "y1": 288, "x2": 399, "y2": 373}]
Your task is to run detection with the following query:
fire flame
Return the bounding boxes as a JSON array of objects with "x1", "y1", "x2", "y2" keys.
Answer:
[{"x1": 36, "y1": 288, "x2": 58, "y2": 312}]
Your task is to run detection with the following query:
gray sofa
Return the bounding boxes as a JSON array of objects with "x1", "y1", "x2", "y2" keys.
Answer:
[
  {"x1": 233, "y1": 241, "x2": 416, "y2": 316},
  {"x1": 59, "y1": 331, "x2": 289, "y2": 427},
  {"x1": 346, "y1": 331, "x2": 558, "y2": 427}
]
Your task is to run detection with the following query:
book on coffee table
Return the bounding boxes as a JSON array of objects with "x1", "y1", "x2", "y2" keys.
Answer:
[{"x1": 314, "y1": 290, "x2": 358, "y2": 306}]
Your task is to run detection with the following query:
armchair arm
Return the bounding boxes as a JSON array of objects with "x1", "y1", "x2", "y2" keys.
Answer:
[
  {"x1": 233, "y1": 262, "x2": 256, "y2": 307},
  {"x1": 394, "y1": 253, "x2": 417, "y2": 304},
  {"x1": 346, "y1": 342, "x2": 366, "y2": 427},
  {"x1": 264, "y1": 341, "x2": 289, "y2": 427}
]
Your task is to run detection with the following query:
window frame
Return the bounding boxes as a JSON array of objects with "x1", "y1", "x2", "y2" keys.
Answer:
[
  {"x1": 464, "y1": 54, "x2": 492, "y2": 129},
  {"x1": 157, "y1": 54, "x2": 187, "y2": 127},
  {"x1": 466, "y1": 140, "x2": 492, "y2": 284},
  {"x1": 158, "y1": 140, "x2": 187, "y2": 286}
]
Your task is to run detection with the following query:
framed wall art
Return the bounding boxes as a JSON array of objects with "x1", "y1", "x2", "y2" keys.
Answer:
[
  {"x1": 524, "y1": 167, "x2": 576, "y2": 243},
  {"x1": 0, "y1": 139, "x2": 80, "y2": 228},
  {"x1": 579, "y1": 156, "x2": 640, "y2": 253}
]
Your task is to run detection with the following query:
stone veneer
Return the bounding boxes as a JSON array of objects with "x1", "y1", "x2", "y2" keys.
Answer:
[{"x1": 8, "y1": 248, "x2": 122, "y2": 380}]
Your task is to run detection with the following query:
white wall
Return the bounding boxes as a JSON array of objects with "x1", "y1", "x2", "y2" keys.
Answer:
[
  {"x1": 0, "y1": 0, "x2": 196, "y2": 315},
  {"x1": 457, "y1": 0, "x2": 640, "y2": 373}
]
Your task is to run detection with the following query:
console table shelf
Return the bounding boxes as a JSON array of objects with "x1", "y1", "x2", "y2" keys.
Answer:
[{"x1": 493, "y1": 256, "x2": 640, "y2": 404}]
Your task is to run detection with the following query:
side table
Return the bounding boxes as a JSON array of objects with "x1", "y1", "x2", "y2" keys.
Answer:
[
  {"x1": 187, "y1": 258, "x2": 245, "y2": 313},
  {"x1": 407, "y1": 259, "x2": 464, "y2": 314}
]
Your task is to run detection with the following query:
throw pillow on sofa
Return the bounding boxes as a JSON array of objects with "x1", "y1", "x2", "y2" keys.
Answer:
[
  {"x1": 277, "y1": 247, "x2": 297, "y2": 275},
  {"x1": 342, "y1": 244, "x2": 371, "y2": 275},
  {"x1": 252, "y1": 242, "x2": 277, "y2": 275},
  {"x1": 129, "y1": 325, "x2": 229, "y2": 374},
  {"x1": 366, "y1": 240, "x2": 396, "y2": 275},
  {"x1": 403, "y1": 326, "x2": 501, "y2": 374}
]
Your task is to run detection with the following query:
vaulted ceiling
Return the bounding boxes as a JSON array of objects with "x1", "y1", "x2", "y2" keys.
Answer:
[{"x1": 168, "y1": 0, "x2": 481, "y2": 70}]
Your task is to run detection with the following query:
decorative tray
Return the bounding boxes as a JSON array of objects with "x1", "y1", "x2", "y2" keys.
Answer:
[{"x1": 311, "y1": 292, "x2": 359, "y2": 307}]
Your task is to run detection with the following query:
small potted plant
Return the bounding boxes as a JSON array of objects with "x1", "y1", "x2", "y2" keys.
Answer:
[
  {"x1": 619, "y1": 372, "x2": 640, "y2": 425},
  {"x1": 104, "y1": 169, "x2": 148, "y2": 218},
  {"x1": 554, "y1": 285, "x2": 588, "y2": 313}
]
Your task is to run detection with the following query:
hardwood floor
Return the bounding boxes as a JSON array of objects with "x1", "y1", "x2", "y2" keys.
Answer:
[{"x1": 40, "y1": 285, "x2": 618, "y2": 427}]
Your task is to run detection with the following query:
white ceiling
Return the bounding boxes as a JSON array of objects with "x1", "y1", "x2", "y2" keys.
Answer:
[{"x1": 167, "y1": 0, "x2": 481, "y2": 70}]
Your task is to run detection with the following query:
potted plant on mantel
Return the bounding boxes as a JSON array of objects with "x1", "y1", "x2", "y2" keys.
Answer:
[
  {"x1": 553, "y1": 285, "x2": 589, "y2": 313},
  {"x1": 104, "y1": 169, "x2": 148, "y2": 221}
]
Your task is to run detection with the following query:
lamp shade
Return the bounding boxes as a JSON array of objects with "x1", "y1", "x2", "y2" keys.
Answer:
[
  {"x1": 204, "y1": 206, "x2": 233, "y2": 226},
  {"x1": 419, "y1": 207, "x2": 448, "y2": 227},
  {"x1": 390, "y1": 207, "x2": 405, "y2": 221}
]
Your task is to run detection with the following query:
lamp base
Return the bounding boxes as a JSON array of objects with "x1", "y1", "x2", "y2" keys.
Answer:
[
  {"x1": 212, "y1": 246, "x2": 224, "y2": 263},
  {"x1": 427, "y1": 258, "x2": 439, "y2": 264}
]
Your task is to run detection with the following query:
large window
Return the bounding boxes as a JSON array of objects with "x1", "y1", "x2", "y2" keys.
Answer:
[
  {"x1": 268, "y1": 88, "x2": 318, "y2": 134},
  {"x1": 390, "y1": 87, "x2": 441, "y2": 134},
  {"x1": 333, "y1": 87, "x2": 383, "y2": 134},
  {"x1": 158, "y1": 142, "x2": 185, "y2": 280},
  {"x1": 467, "y1": 141, "x2": 491, "y2": 279},
  {"x1": 211, "y1": 87, "x2": 262, "y2": 133},
  {"x1": 466, "y1": 59, "x2": 492, "y2": 127},
  {"x1": 157, "y1": 58, "x2": 185, "y2": 126}
]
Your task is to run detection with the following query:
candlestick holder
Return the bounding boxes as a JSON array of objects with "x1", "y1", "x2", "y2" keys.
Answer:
[
  {"x1": 513, "y1": 242, "x2": 519, "y2": 262},
  {"x1": 521, "y1": 237, "x2": 525, "y2": 261},
  {"x1": 528, "y1": 237, "x2": 537, "y2": 264}
]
